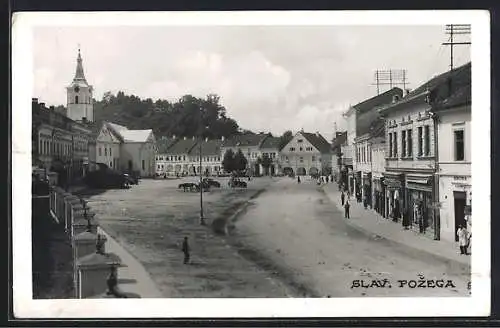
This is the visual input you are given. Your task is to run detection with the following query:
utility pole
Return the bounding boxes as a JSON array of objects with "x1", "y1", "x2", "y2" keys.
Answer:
[
  {"x1": 372, "y1": 69, "x2": 409, "y2": 95},
  {"x1": 442, "y1": 24, "x2": 471, "y2": 71}
]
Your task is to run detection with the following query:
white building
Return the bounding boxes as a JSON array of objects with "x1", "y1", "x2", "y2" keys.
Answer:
[
  {"x1": 342, "y1": 88, "x2": 403, "y2": 195},
  {"x1": 280, "y1": 130, "x2": 331, "y2": 176},
  {"x1": 259, "y1": 136, "x2": 281, "y2": 176},
  {"x1": 91, "y1": 122, "x2": 122, "y2": 170},
  {"x1": 221, "y1": 133, "x2": 269, "y2": 175},
  {"x1": 436, "y1": 65, "x2": 471, "y2": 242},
  {"x1": 371, "y1": 137, "x2": 386, "y2": 217}
]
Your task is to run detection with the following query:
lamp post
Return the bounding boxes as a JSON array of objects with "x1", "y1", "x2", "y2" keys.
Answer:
[{"x1": 199, "y1": 135, "x2": 205, "y2": 225}]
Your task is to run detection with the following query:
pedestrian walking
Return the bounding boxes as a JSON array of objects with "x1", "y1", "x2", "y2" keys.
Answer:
[
  {"x1": 341, "y1": 191, "x2": 345, "y2": 206},
  {"x1": 344, "y1": 200, "x2": 350, "y2": 219},
  {"x1": 457, "y1": 225, "x2": 470, "y2": 255},
  {"x1": 182, "y1": 236, "x2": 190, "y2": 264},
  {"x1": 297, "y1": 176, "x2": 301, "y2": 184}
]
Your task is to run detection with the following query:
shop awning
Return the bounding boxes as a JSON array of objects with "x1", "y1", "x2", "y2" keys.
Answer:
[{"x1": 406, "y1": 173, "x2": 432, "y2": 185}]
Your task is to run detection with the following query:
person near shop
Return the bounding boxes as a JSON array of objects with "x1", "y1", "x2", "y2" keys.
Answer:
[
  {"x1": 297, "y1": 176, "x2": 301, "y2": 184},
  {"x1": 341, "y1": 191, "x2": 345, "y2": 206},
  {"x1": 457, "y1": 225, "x2": 471, "y2": 255},
  {"x1": 344, "y1": 200, "x2": 350, "y2": 219},
  {"x1": 182, "y1": 236, "x2": 190, "y2": 264}
]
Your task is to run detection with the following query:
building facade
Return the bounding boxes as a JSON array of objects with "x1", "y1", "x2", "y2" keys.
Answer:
[
  {"x1": 258, "y1": 136, "x2": 281, "y2": 176},
  {"x1": 280, "y1": 131, "x2": 331, "y2": 176},
  {"x1": 221, "y1": 133, "x2": 269, "y2": 176},
  {"x1": 371, "y1": 137, "x2": 386, "y2": 217},
  {"x1": 343, "y1": 88, "x2": 403, "y2": 196},
  {"x1": 379, "y1": 62, "x2": 471, "y2": 240},
  {"x1": 32, "y1": 98, "x2": 92, "y2": 184}
]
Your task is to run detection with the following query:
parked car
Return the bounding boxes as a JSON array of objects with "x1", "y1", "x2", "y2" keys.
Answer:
[
  {"x1": 229, "y1": 178, "x2": 247, "y2": 188},
  {"x1": 84, "y1": 168, "x2": 130, "y2": 189},
  {"x1": 203, "y1": 178, "x2": 221, "y2": 188},
  {"x1": 123, "y1": 173, "x2": 139, "y2": 185}
]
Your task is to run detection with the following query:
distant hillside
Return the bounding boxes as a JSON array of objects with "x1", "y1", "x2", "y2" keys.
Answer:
[{"x1": 93, "y1": 91, "x2": 247, "y2": 139}]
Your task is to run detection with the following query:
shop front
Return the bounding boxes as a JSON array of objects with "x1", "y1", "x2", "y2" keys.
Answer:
[
  {"x1": 362, "y1": 172, "x2": 372, "y2": 208},
  {"x1": 373, "y1": 177, "x2": 385, "y2": 217},
  {"x1": 353, "y1": 171, "x2": 362, "y2": 202},
  {"x1": 383, "y1": 172, "x2": 404, "y2": 222},
  {"x1": 406, "y1": 173, "x2": 434, "y2": 235}
]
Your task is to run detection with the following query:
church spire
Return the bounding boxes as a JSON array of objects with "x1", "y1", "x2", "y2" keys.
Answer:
[{"x1": 73, "y1": 46, "x2": 86, "y2": 82}]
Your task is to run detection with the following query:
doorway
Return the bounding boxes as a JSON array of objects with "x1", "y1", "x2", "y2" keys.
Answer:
[{"x1": 454, "y1": 191, "x2": 466, "y2": 242}]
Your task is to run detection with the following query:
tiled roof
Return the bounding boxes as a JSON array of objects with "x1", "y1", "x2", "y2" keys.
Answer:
[
  {"x1": 189, "y1": 139, "x2": 223, "y2": 156},
  {"x1": 156, "y1": 137, "x2": 177, "y2": 153},
  {"x1": 301, "y1": 132, "x2": 331, "y2": 153},
  {"x1": 352, "y1": 87, "x2": 403, "y2": 115},
  {"x1": 260, "y1": 136, "x2": 281, "y2": 149},
  {"x1": 222, "y1": 133, "x2": 268, "y2": 148},
  {"x1": 166, "y1": 138, "x2": 198, "y2": 155},
  {"x1": 107, "y1": 122, "x2": 128, "y2": 132},
  {"x1": 357, "y1": 111, "x2": 386, "y2": 137},
  {"x1": 379, "y1": 62, "x2": 471, "y2": 114},
  {"x1": 119, "y1": 129, "x2": 153, "y2": 143}
]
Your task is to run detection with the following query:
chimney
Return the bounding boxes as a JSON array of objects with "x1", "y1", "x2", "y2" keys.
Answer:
[
  {"x1": 316, "y1": 131, "x2": 320, "y2": 137},
  {"x1": 49, "y1": 106, "x2": 55, "y2": 110},
  {"x1": 39, "y1": 102, "x2": 46, "y2": 108},
  {"x1": 333, "y1": 122, "x2": 337, "y2": 135}
]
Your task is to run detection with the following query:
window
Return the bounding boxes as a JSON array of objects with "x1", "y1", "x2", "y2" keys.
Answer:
[
  {"x1": 98, "y1": 147, "x2": 102, "y2": 156},
  {"x1": 290, "y1": 147, "x2": 295, "y2": 151},
  {"x1": 110, "y1": 148, "x2": 112, "y2": 157},
  {"x1": 402, "y1": 130, "x2": 406, "y2": 157},
  {"x1": 75, "y1": 95, "x2": 79, "y2": 104},
  {"x1": 110, "y1": 161, "x2": 113, "y2": 168},
  {"x1": 454, "y1": 130, "x2": 465, "y2": 161},
  {"x1": 299, "y1": 147, "x2": 303, "y2": 151},
  {"x1": 312, "y1": 155, "x2": 316, "y2": 161},
  {"x1": 105, "y1": 147, "x2": 108, "y2": 156},
  {"x1": 183, "y1": 156, "x2": 186, "y2": 161},
  {"x1": 298, "y1": 139, "x2": 303, "y2": 143},
  {"x1": 424, "y1": 126, "x2": 430, "y2": 156},
  {"x1": 407, "y1": 129, "x2": 413, "y2": 157},
  {"x1": 142, "y1": 160, "x2": 145, "y2": 170},
  {"x1": 393, "y1": 132, "x2": 398, "y2": 157},
  {"x1": 417, "y1": 127, "x2": 423, "y2": 156},
  {"x1": 389, "y1": 133, "x2": 393, "y2": 157},
  {"x1": 300, "y1": 157, "x2": 304, "y2": 163}
]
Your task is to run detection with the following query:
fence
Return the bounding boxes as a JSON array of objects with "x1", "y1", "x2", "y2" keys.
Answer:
[{"x1": 46, "y1": 186, "x2": 125, "y2": 298}]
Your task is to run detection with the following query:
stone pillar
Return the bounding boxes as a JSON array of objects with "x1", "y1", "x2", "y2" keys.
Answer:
[
  {"x1": 62, "y1": 192, "x2": 74, "y2": 233},
  {"x1": 73, "y1": 212, "x2": 98, "y2": 236},
  {"x1": 74, "y1": 231, "x2": 107, "y2": 258},
  {"x1": 76, "y1": 252, "x2": 122, "y2": 298},
  {"x1": 67, "y1": 197, "x2": 82, "y2": 233}
]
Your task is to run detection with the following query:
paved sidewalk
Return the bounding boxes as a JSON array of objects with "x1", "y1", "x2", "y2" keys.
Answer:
[
  {"x1": 97, "y1": 227, "x2": 164, "y2": 298},
  {"x1": 322, "y1": 184, "x2": 470, "y2": 267}
]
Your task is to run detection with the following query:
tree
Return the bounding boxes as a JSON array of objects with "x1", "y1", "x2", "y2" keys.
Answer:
[
  {"x1": 233, "y1": 149, "x2": 248, "y2": 172},
  {"x1": 279, "y1": 130, "x2": 293, "y2": 150},
  {"x1": 222, "y1": 149, "x2": 235, "y2": 173},
  {"x1": 260, "y1": 153, "x2": 273, "y2": 175}
]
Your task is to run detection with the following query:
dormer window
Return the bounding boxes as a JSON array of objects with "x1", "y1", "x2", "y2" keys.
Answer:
[{"x1": 298, "y1": 139, "x2": 303, "y2": 143}]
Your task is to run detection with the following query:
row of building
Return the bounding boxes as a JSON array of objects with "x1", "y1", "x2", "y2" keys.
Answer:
[
  {"x1": 154, "y1": 129, "x2": 333, "y2": 178},
  {"x1": 332, "y1": 62, "x2": 471, "y2": 243},
  {"x1": 32, "y1": 48, "x2": 335, "y2": 184}
]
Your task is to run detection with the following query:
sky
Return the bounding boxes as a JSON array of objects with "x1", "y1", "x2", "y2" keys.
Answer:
[{"x1": 33, "y1": 25, "x2": 471, "y2": 141}]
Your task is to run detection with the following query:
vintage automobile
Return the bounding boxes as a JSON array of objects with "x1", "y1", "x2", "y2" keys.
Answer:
[
  {"x1": 229, "y1": 178, "x2": 247, "y2": 188},
  {"x1": 123, "y1": 173, "x2": 139, "y2": 185},
  {"x1": 203, "y1": 178, "x2": 221, "y2": 188}
]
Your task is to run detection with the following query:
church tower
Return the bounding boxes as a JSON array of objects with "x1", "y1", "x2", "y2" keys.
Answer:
[{"x1": 66, "y1": 47, "x2": 94, "y2": 122}]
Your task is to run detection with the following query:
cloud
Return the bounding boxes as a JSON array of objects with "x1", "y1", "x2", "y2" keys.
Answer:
[{"x1": 33, "y1": 25, "x2": 471, "y2": 138}]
